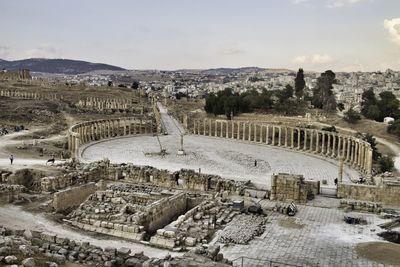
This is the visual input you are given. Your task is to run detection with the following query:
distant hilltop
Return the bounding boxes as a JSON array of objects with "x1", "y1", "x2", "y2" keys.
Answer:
[{"x1": 0, "y1": 58, "x2": 126, "y2": 75}]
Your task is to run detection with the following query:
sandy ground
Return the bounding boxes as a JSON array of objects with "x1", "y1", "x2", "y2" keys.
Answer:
[
  {"x1": 0, "y1": 205, "x2": 178, "y2": 258},
  {"x1": 0, "y1": 128, "x2": 65, "y2": 171},
  {"x1": 81, "y1": 104, "x2": 360, "y2": 188}
]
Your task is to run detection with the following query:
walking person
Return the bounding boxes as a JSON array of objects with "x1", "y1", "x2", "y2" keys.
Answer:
[
  {"x1": 254, "y1": 160, "x2": 257, "y2": 167},
  {"x1": 9, "y1": 155, "x2": 14, "y2": 165}
]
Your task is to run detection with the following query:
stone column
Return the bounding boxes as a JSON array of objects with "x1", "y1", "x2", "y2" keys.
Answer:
[
  {"x1": 203, "y1": 119, "x2": 207, "y2": 136},
  {"x1": 226, "y1": 121, "x2": 229, "y2": 138},
  {"x1": 297, "y1": 128, "x2": 301, "y2": 150},
  {"x1": 366, "y1": 147, "x2": 373, "y2": 178},
  {"x1": 254, "y1": 124, "x2": 258, "y2": 143},
  {"x1": 215, "y1": 121, "x2": 218, "y2": 137},
  {"x1": 284, "y1": 127, "x2": 288, "y2": 147},
  {"x1": 231, "y1": 120, "x2": 235, "y2": 139},
  {"x1": 355, "y1": 141, "x2": 360, "y2": 167},
  {"x1": 315, "y1": 131, "x2": 320, "y2": 153},
  {"x1": 290, "y1": 128, "x2": 294, "y2": 149},
  {"x1": 242, "y1": 122, "x2": 246, "y2": 141},
  {"x1": 303, "y1": 129, "x2": 308, "y2": 150},
  {"x1": 309, "y1": 130, "x2": 314, "y2": 152},
  {"x1": 200, "y1": 120, "x2": 203, "y2": 136},
  {"x1": 350, "y1": 139, "x2": 355, "y2": 165},
  {"x1": 220, "y1": 121, "x2": 224, "y2": 138},
  {"x1": 337, "y1": 136, "x2": 342, "y2": 159},
  {"x1": 331, "y1": 134, "x2": 336, "y2": 158},
  {"x1": 338, "y1": 156, "x2": 344, "y2": 184},
  {"x1": 272, "y1": 126, "x2": 275, "y2": 146},
  {"x1": 266, "y1": 125, "x2": 270, "y2": 145},
  {"x1": 193, "y1": 120, "x2": 197, "y2": 135},
  {"x1": 321, "y1": 133, "x2": 326, "y2": 154},
  {"x1": 209, "y1": 119, "x2": 212, "y2": 137},
  {"x1": 326, "y1": 133, "x2": 331, "y2": 155},
  {"x1": 346, "y1": 138, "x2": 351, "y2": 162},
  {"x1": 237, "y1": 122, "x2": 241, "y2": 140},
  {"x1": 278, "y1": 127, "x2": 282, "y2": 146},
  {"x1": 248, "y1": 123, "x2": 252, "y2": 142}
]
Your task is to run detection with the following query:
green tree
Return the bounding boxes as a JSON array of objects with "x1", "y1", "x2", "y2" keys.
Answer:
[
  {"x1": 295, "y1": 68, "x2": 305, "y2": 99},
  {"x1": 362, "y1": 133, "x2": 381, "y2": 160},
  {"x1": 387, "y1": 120, "x2": 400, "y2": 138},
  {"x1": 311, "y1": 70, "x2": 337, "y2": 112},
  {"x1": 361, "y1": 89, "x2": 378, "y2": 118},
  {"x1": 377, "y1": 91, "x2": 400, "y2": 120},
  {"x1": 131, "y1": 81, "x2": 139, "y2": 89},
  {"x1": 379, "y1": 156, "x2": 394, "y2": 173},
  {"x1": 343, "y1": 108, "x2": 361, "y2": 124}
]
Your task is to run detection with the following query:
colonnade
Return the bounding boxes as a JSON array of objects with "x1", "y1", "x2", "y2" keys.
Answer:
[
  {"x1": 0, "y1": 90, "x2": 58, "y2": 100},
  {"x1": 192, "y1": 118, "x2": 373, "y2": 178},
  {"x1": 76, "y1": 97, "x2": 136, "y2": 111},
  {"x1": 68, "y1": 117, "x2": 156, "y2": 159}
]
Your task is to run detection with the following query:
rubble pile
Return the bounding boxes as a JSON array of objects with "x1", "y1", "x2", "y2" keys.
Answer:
[
  {"x1": 0, "y1": 225, "x2": 232, "y2": 267},
  {"x1": 340, "y1": 199, "x2": 382, "y2": 213},
  {"x1": 150, "y1": 198, "x2": 240, "y2": 250},
  {"x1": 218, "y1": 214, "x2": 266, "y2": 244}
]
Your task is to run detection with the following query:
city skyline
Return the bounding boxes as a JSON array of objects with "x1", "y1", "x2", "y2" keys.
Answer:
[{"x1": 1, "y1": 0, "x2": 400, "y2": 71}]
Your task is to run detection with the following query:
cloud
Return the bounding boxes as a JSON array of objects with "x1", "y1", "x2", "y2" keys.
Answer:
[
  {"x1": 311, "y1": 54, "x2": 333, "y2": 64},
  {"x1": 293, "y1": 0, "x2": 367, "y2": 8},
  {"x1": 292, "y1": 56, "x2": 307, "y2": 64},
  {"x1": 292, "y1": 54, "x2": 334, "y2": 66},
  {"x1": 25, "y1": 44, "x2": 61, "y2": 58},
  {"x1": 326, "y1": 0, "x2": 364, "y2": 8},
  {"x1": 384, "y1": 18, "x2": 400, "y2": 46}
]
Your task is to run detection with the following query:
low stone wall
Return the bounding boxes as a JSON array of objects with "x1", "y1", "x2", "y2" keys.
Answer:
[
  {"x1": 337, "y1": 179, "x2": 400, "y2": 207},
  {"x1": 53, "y1": 183, "x2": 97, "y2": 212}
]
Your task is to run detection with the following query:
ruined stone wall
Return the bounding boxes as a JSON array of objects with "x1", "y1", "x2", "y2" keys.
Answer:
[
  {"x1": 41, "y1": 161, "x2": 111, "y2": 192},
  {"x1": 52, "y1": 183, "x2": 97, "y2": 212},
  {"x1": 118, "y1": 165, "x2": 247, "y2": 194},
  {"x1": 270, "y1": 174, "x2": 308, "y2": 203},
  {"x1": 189, "y1": 118, "x2": 373, "y2": 180},
  {"x1": 338, "y1": 180, "x2": 400, "y2": 206},
  {"x1": 0, "y1": 184, "x2": 26, "y2": 203},
  {"x1": 145, "y1": 192, "x2": 187, "y2": 233}
]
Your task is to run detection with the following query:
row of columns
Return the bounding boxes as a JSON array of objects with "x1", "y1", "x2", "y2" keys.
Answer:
[
  {"x1": 68, "y1": 117, "x2": 155, "y2": 159},
  {"x1": 0, "y1": 90, "x2": 58, "y2": 100},
  {"x1": 77, "y1": 97, "x2": 133, "y2": 111},
  {"x1": 192, "y1": 119, "x2": 373, "y2": 176}
]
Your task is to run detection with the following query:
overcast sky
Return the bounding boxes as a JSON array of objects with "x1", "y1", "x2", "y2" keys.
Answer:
[{"x1": 0, "y1": 0, "x2": 399, "y2": 71}]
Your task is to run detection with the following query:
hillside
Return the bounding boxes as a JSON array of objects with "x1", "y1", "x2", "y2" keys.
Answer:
[{"x1": 0, "y1": 58, "x2": 125, "y2": 74}]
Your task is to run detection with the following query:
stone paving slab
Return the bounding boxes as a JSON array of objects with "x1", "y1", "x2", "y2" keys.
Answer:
[{"x1": 215, "y1": 201, "x2": 391, "y2": 267}]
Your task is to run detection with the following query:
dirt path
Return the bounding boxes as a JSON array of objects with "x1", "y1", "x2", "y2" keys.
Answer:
[{"x1": 0, "y1": 205, "x2": 178, "y2": 258}]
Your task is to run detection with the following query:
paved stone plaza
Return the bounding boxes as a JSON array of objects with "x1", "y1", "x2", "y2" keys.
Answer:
[
  {"x1": 214, "y1": 199, "x2": 389, "y2": 267},
  {"x1": 81, "y1": 134, "x2": 360, "y2": 188}
]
